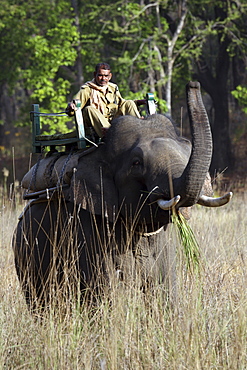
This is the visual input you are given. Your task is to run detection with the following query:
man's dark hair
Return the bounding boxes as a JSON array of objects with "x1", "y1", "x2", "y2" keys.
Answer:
[{"x1": 95, "y1": 62, "x2": 111, "y2": 73}]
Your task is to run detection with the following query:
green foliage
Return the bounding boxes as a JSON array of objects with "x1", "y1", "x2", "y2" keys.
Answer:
[
  {"x1": 22, "y1": 19, "x2": 78, "y2": 132},
  {"x1": 0, "y1": 0, "x2": 80, "y2": 133},
  {"x1": 231, "y1": 86, "x2": 247, "y2": 114},
  {"x1": 187, "y1": 0, "x2": 247, "y2": 72},
  {"x1": 0, "y1": 0, "x2": 246, "y2": 140}
]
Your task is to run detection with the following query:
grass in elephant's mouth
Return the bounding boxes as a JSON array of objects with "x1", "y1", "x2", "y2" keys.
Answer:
[{"x1": 172, "y1": 212, "x2": 201, "y2": 273}]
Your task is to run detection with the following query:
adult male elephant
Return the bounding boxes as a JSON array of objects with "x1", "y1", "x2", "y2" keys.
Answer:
[{"x1": 13, "y1": 82, "x2": 232, "y2": 309}]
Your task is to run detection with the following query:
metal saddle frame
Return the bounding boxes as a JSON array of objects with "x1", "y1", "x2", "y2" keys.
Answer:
[{"x1": 31, "y1": 93, "x2": 157, "y2": 154}]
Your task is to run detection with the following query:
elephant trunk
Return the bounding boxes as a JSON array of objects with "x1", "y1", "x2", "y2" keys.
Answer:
[{"x1": 177, "y1": 81, "x2": 213, "y2": 207}]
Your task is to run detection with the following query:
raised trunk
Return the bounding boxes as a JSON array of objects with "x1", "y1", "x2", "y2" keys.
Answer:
[{"x1": 177, "y1": 81, "x2": 213, "y2": 207}]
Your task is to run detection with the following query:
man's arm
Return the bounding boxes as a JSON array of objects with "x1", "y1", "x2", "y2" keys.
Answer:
[{"x1": 66, "y1": 85, "x2": 91, "y2": 116}]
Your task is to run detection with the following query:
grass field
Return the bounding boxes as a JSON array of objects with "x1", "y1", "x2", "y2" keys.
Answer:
[{"x1": 0, "y1": 189, "x2": 246, "y2": 369}]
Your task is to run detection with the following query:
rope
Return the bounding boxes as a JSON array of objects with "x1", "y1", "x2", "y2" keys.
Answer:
[
  {"x1": 47, "y1": 153, "x2": 63, "y2": 187},
  {"x1": 26, "y1": 148, "x2": 44, "y2": 193},
  {"x1": 56, "y1": 147, "x2": 75, "y2": 187},
  {"x1": 84, "y1": 136, "x2": 98, "y2": 147},
  {"x1": 30, "y1": 110, "x2": 67, "y2": 116}
]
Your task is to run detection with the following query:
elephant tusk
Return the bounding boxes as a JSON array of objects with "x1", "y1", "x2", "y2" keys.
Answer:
[
  {"x1": 197, "y1": 192, "x2": 233, "y2": 207},
  {"x1": 157, "y1": 195, "x2": 181, "y2": 210}
]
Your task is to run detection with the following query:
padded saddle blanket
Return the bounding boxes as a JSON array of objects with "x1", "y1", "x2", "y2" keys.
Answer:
[{"x1": 22, "y1": 147, "x2": 96, "y2": 191}]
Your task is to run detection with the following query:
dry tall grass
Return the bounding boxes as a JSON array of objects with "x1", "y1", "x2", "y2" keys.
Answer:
[{"x1": 0, "y1": 188, "x2": 246, "y2": 369}]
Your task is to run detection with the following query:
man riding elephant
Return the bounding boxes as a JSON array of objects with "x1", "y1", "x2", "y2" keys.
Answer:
[{"x1": 66, "y1": 62, "x2": 141, "y2": 138}]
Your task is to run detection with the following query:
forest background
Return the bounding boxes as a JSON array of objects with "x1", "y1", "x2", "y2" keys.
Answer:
[{"x1": 0, "y1": 0, "x2": 246, "y2": 189}]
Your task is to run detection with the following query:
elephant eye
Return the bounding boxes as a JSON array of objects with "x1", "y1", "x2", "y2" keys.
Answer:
[
  {"x1": 130, "y1": 156, "x2": 143, "y2": 175},
  {"x1": 132, "y1": 159, "x2": 141, "y2": 166}
]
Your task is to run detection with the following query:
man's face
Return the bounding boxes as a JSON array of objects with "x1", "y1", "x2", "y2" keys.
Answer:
[{"x1": 94, "y1": 68, "x2": 112, "y2": 87}]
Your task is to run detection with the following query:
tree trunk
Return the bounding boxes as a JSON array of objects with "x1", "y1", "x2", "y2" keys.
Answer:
[
  {"x1": 194, "y1": 1, "x2": 233, "y2": 172},
  {"x1": 165, "y1": 0, "x2": 187, "y2": 117},
  {"x1": 71, "y1": 0, "x2": 84, "y2": 88},
  {"x1": 210, "y1": 81, "x2": 232, "y2": 172},
  {"x1": 195, "y1": 61, "x2": 233, "y2": 172}
]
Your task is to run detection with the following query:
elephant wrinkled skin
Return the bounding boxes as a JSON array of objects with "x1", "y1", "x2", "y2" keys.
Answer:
[{"x1": 13, "y1": 82, "x2": 232, "y2": 309}]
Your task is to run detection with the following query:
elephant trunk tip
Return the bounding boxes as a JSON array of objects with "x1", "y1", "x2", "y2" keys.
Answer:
[{"x1": 187, "y1": 81, "x2": 200, "y2": 90}]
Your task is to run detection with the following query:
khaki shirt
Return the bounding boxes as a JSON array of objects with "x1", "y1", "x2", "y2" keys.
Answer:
[{"x1": 74, "y1": 82, "x2": 126, "y2": 121}]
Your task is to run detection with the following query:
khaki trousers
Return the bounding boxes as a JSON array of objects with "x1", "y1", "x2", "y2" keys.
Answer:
[{"x1": 82, "y1": 100, "x2": 140, "y2": 138}]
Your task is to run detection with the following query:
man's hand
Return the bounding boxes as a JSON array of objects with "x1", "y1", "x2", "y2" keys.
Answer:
[{"x1": 65, "y1": 101, "x2": 76, "y2": 116}]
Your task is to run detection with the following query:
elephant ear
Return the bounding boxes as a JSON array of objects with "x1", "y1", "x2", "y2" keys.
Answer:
[{"x1": 65, "y1": 146, "x2": 118, "y2": 223}]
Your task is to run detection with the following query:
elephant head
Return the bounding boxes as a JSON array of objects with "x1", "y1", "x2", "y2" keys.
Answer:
[{"x1": 66, "y1": 81, "x2": 232, "y2": 235}]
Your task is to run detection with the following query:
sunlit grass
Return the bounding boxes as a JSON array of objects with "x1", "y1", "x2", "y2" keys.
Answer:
[{"x1": 0, "y1": 188, "x2": 247, "y2": 368}]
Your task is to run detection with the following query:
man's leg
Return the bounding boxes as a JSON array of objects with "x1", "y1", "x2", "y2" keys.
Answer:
[
  {"x1": 82, "y1": 106, "x2": 110, "y2": 138},
  {"x1": 118, "y1": 100, "x2": 141, "y2": 118}
]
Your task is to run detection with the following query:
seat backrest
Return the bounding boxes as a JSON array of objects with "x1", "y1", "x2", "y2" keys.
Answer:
[
  {"x1": 135, "y1": 93, "x2": 157, "y2": 116},
  {"x1": 146, "y1": 93, "x2": 156, "y2": 115},
  {"x1": 31, "y1": 102, "x2": 87, "y2": 153}
]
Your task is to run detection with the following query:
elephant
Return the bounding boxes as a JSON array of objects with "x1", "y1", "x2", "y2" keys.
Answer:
[{"x1": 13, "y1": 81, "x2": 232, "y2": 309}]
